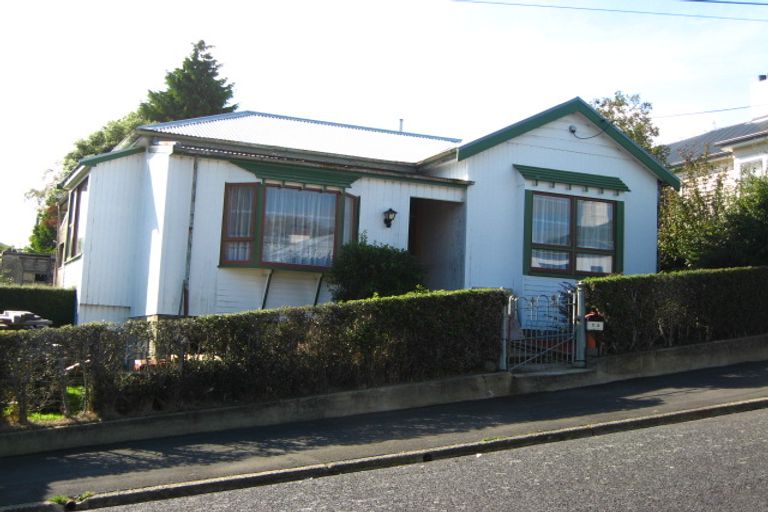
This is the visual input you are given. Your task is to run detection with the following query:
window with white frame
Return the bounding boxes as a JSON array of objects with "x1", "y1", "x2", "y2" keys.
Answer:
[
  {"x1": 526, "y1": 192, "x2": 620, "y2": 276},
  {"x1": 740, "y1": 159, "x2": 764, "y2": 178},
  {"x1": 220, "y1": 183, "x2": 359, "y2": 269}
]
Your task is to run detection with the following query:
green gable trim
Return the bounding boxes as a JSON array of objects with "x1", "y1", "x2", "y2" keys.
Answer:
[
  {"x1": 79, "y1": 147, "x2": 145, "y2": 167},
  {"x1": 233, "y1": 160, "x2": 361, "y2": 188},
  {"x1": 514, "y1": 164, "x2": 630, "y2": 192},
  {"x1": 458, "y1": 97, "x2": 680, "y2": 191}
]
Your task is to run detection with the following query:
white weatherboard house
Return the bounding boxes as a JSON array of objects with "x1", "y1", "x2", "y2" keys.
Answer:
[{"x1": 56, "y1": 98, "x2": 680, "y2": 324}]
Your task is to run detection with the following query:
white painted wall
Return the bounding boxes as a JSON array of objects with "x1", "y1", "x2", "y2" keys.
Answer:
[
  {"x1": 59, "y1": 153, "x2": 146, "y2": 323},
  {"x1": 347, "y1": 177, "x2": 464, "y2": 248},
  {"x1": 429, "y1": 112, "x2": 662, "y2": 298},
  {"x1": 185, "y1": 160, "x2": 466, "y2": 315}
]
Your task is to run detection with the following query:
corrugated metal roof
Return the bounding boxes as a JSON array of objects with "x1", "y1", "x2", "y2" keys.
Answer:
[
  {"x1": 138, "y1": 111, "x2": 462, "y2": 164},
  {"x1": 666, "y1": 118, "x2": 768, "y2": 167}
]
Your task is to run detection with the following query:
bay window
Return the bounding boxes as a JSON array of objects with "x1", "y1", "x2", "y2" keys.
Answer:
[
  {"x1": 220, "y1": 183, "x2": 358, "y2": 270},
  {"x1": 525, "y1": 191, "x2": 622, "y2": 277}
]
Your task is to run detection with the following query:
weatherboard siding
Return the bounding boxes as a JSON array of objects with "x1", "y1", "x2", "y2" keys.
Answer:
[
  {"x1": 430, "y1": 112, "x2": 659, "y2": 298},
  {"x1": 56, "y1": 154, "x2": 145, "y2": 324}
]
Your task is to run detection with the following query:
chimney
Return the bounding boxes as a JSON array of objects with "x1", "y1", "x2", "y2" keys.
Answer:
[{"x1": 751, "y1": 74, "x2": 768, "y2": 121}]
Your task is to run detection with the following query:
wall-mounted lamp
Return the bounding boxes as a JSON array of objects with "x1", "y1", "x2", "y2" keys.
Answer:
[{"x1": 383, "y1": 208, "x2": 397, "y2": 228}]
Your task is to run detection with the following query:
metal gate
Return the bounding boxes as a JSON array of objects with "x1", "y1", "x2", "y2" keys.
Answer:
[{"x1": 502, "y1": 284, "x2": 586, "y2": 372}]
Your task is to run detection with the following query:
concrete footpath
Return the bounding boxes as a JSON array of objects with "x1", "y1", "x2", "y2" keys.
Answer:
[{"x1": 3, "y1": 360, "x2": 768, "y2": 511}]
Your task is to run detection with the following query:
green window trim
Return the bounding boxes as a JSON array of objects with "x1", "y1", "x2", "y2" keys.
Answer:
[
  {"x1": 228, "y1": 158, "x2": 470, "y2": 190},
  {"x1": 232, "y1": 160, "x2": 362, "y2": 189},
  {"x1": 523, "y1": 190, "x2": 624, "y2": 279},
  {"x1": 514, "y1": 164, "x2": 630, "y2": 192}
]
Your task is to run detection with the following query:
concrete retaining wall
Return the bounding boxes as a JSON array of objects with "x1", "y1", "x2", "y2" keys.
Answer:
[
  {"x1": 2, "y1": 333, "x2": 767, "y2": 458},
  {"x1": 0, "y1": 372, "x2": 513, "y2": 458}
]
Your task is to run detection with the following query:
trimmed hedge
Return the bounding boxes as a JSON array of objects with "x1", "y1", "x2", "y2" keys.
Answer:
[
  {"x1": 0, "y1": 285, "x2": 76, "y2": 326},
  {"x1": 584, "y1": 267, "x2": 768, "y2": 355},
  {"x1": 0, "y1": 289, "x2": 507, "y2": 422}
]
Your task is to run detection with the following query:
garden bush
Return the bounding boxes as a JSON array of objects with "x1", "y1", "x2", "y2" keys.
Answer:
[
  {"x1": 0, "y1": 285, "x2": 76, "y2": 326},
  {"x1": 326, "y1": 235, "x2": 425, "y2": 301},
  {"x1": 584, "y1": 267, "x2": 768, "y2": 355},
  {"x1": 0, "y1": 289, "x2": 507, "y2": 422}
]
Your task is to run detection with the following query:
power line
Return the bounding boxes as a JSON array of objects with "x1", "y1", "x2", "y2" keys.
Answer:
[
  {"x1": 653, "y1": 105, "x2": 761, "y2": 119},
  {"x1": 454, "y1": 0, "x2": 768, "y2": 22},
  {"x1": 680, "y1": 0, "x2": 768, "y2": 6}
]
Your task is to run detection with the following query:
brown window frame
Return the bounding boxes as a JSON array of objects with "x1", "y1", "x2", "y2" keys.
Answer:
[
  {"x1": 219, "y1": 183, "x2": 359, "y2": 271},
  {"x1": 220, "y1": 183, "x2": 259, "y2": 266}
]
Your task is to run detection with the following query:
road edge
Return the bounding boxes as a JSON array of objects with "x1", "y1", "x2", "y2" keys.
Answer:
[{"x1": 5, "y1": 395, "x2": 768, "y2": 512}]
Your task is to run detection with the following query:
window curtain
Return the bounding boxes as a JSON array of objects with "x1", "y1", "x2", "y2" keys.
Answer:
[
  {"x1": 532, "y1": 195, "x2": 570, "y2": 246},
  {"x1": 263, "y1": 187, "x2": 337, "y2": 267},
  {"x1": 224, "y1": 186, "x2": 254, "y2": 262},
  {"x1": 576, "y1": 200, "x2": 613, "y2": 250}
]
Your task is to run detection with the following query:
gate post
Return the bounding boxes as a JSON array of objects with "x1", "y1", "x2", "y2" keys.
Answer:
[
  {"x1": 574, "y1": 282, "x2": 587, "y2": 367},
  {"x1": 499, "y1": 293, "x2": 512, "y2": 371}
]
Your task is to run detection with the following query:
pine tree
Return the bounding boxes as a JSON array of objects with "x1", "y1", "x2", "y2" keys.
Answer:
[{"x1": 139, "y1": 40, "x2": 237, "y2": 123}]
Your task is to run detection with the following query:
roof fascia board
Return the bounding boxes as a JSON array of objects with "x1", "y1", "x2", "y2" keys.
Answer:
[
  {"x1": 717, "y1": 130, "x2": 768, "y2": 149},
  {"x1": 458, "y1": 97, "x2": 681, "y2": 190},
  {"x1": 60, "y1": 146, "x2": 146, "y2": 189},
  {"x1": 137, "y1": 129, "x2": 423, "y2": 173},
  {"x1": 78, "y1": 146, "x2": 145, "y2": 167}
]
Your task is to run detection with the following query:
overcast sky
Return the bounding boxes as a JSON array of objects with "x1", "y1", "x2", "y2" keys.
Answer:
[{"x1": 1, "y1": 0, "x2": 767, "y2": 248}]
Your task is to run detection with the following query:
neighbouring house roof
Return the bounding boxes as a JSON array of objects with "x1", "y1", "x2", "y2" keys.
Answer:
[
  {"x1": 136, "y1": 111, "x2": 462, "y2": 164},
  {"x1": 666, "y1": 117, "x2": 768, "y2": 167},
  {"x1": 458, "y1": 97, "x2": 680, "y2": 190}
]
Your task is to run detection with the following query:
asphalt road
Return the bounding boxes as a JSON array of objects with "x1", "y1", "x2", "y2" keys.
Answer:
[
  {"x1": 107, "y1": 407, "x2": 768, "y2": 511},
  {"x1": 4, "y1": 361, "x2": 768, "y2": 507}
]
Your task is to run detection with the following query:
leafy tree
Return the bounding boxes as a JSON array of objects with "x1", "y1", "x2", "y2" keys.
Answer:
[
  {"x1": 27, "y1": 40, "x2": 237, "y2": 252},
  {"x1": 720, "y1": 175, "x2": 768, "y2": 266},
  {"x1": 592, "y1": 91, "x2": 669, "y2": 164},
  {"x1": 657, "y1": 153, "x2": 731, "y2": 270},
  {"x1": 327, "y1": 235, "x2": 425, "y2": 301},
  {"x1": 139, "y1": 40, "x2": 237, "y2": 123},
  {"x1": 61, "y1": 112, "x2": 146, "y2": 174}
]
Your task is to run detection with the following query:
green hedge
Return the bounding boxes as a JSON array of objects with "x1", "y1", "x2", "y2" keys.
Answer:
[
  {"x1": 583, "y1": 267, "x2": 768, "y2": 355},
  {"x1": 0, "y1": 289, "x2": 507, "y2": 422},
  {"x1": 0, "y1": 285, "x2": 76, "y2": 326}
]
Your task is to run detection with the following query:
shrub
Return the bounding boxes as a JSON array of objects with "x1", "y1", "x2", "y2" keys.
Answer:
[
  {"x1": 0, "y1": 285, "x2": 76, "y2": 326},
  {"x1": 327, "y1": 235, "x2": 425, "y2": 301},
  {"x1": 584, "y1": 267, "x2": 768, "y2": 355},
  {"x1": 0, "y1": 289, "x2": 507, "y2": 421}
]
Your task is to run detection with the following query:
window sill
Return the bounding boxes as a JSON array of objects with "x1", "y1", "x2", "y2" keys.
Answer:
[
  {"x1": 219, "y1": 262, "x2": 330, "y2": 273},
  {"x1": 63, "y1": 254, "x2": 83, "y2": 265},
  {"x1": 524, "y1": 269, "x2": 616, "y2": 280}
]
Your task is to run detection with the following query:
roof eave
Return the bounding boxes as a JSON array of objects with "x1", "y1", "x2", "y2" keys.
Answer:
[
  {"x1": 457, "y1": 97, "x2": 680, "y2": 191},
  {"x1": 137, "y1": 129, "x2": 439, "y2": 173}
]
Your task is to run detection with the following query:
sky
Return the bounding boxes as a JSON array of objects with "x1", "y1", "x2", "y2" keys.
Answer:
[{"x1": 1, "y1": 0, "x2": 767, "y2": 248}]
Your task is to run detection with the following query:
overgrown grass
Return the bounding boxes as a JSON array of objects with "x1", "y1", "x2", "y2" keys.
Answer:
[{"x1": 4, "y1": 385, "x2": 86, "y2": 425}]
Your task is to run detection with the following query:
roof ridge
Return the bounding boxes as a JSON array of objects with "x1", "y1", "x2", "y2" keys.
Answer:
[{"x1": 140, "y1": 110, "x2": 462, "y2": 143}]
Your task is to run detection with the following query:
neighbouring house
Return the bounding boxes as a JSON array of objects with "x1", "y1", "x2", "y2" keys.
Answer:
[
  {"x1": 0, "y1": 249, "x2": 54, "y2": 285},
  {"x1": 55, "y1": 97, "x2": 679, "y2": 324},
  {"x1": 667, "y1": 74, "x2": 768, "y2": 189}
]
